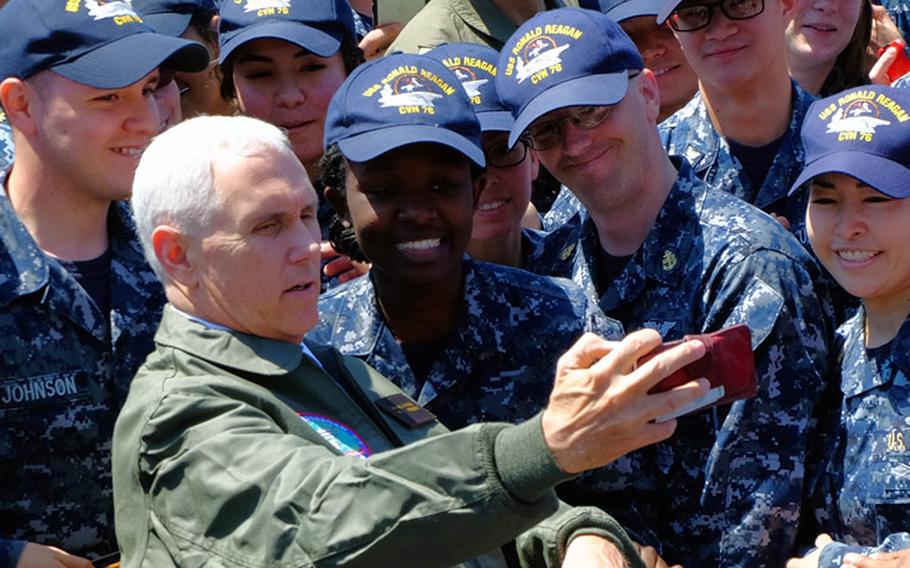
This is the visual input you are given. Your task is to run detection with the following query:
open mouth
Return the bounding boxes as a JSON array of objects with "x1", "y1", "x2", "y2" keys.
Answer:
[
  {"x1": 112, "y1": 146, "x2": 145, "y2": 158},
  {"x1": 396, "y1": 238, "x2": 442, "y2": 251},
  {"x1": 837, "y1": 249, "x2": 880, "y2": 263},
  {"x1": 804, "y1": 23, "x2": 837, "y2": 33},
  {"x1": 651, "y1": 65, "x2": 680, "y2": 78},
  {"x1": 285, "y1": 282, "x2": 315, "y2": 293},
  {"x1": 477, "y1": 198, "x2": 510, "y2": 212}
]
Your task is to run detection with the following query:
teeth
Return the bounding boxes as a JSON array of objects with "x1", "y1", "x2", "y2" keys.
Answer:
[
  {"x1": 838, "y1": 250, "x2": 877, "y2": 261},
  {"x1": 478, "y1": 199, "x2": 507, "y2": 211},
  {"x1": 397, "y1": 238, "x2": 441, "y2": 251},
  {"x1": 114, "y1": 147, "x2": 143, "y2": 157},
  {"x1": 652, "y1": 67, "x2": 670, "y2": 76}
]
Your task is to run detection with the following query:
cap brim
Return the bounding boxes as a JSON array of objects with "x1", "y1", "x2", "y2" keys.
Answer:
[
  {"x1": 508, "y1": 72, "x2": 630, "y2": 148},
  {"x1": 789, "y1": 151, "x2": 910, "y2": 198},
  {"x1": 656, "y1": 0, "x2": 683, "y2": 24},
  {"x1": 53, "y1": 33, "x2": 209, "y2": 89},
  {"x1": 337, "y1": 125, "x2": 485, "y2": 168},
  {"x1": 607, "y1": 0, "x2": 663, "y2": 21},
  {"x1": 220, "y1": 21, "x2": 341, "y2": 63},
  {"x1": 144, "y1": 12, "x2": 194, "y2": 37},
  {"x1": 477, "y1": 110, "x2": 515, "y2": 133}
]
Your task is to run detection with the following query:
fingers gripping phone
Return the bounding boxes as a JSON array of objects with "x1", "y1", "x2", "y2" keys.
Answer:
[
  {"x1": 640, "y1": 324, "x2": 758, "y2": 423},
  {"x1": 878, "y1": 39, "x2": 910, "y2": 83}
]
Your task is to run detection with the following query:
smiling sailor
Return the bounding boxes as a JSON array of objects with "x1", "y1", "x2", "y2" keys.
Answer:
[{"x1": 0, "y1": 0, "x2": 207, "y2": 565}]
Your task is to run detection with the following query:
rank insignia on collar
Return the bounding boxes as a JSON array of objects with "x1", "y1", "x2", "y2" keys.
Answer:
[{"x1": 376, "y1": 394, "x2": 437, "y2": 428}]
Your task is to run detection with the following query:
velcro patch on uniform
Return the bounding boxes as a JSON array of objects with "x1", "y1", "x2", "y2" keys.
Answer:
[{"x1": 376, "y1": 394, "x2": 436, "y2": 428}]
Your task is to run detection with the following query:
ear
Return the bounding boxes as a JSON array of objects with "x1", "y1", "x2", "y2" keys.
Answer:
[
  {"x1": 152, "y1": 225, "x2": 197, "y2": 288},
  {"x1": 527, "y1": 147, "x2": 540, "y2": 181},
  {"x1": 207, "y1": 15, "x2": 222, "y2": 60},
  {"x1": 324, "y1": 185, "x2": 350, "y2": 219},
  {"x1": 472, "y1": 172, "x2": 485, "y2": 207},
  {"x1": 778, "y1": 0, "x2": 797, "y2": 18},
  {"x1": 0, "y1": 77, "x2": 38, "y2": 136},
  {"x1": 637, "y1": 69, "x2": 662, "y2": 125}
]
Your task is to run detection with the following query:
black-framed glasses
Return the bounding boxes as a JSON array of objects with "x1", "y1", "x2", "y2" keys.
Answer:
[
  {"x1": 669, "y1": 0, "x2": 765, "y2": 31},
  {"x1": 484, "y1": 138, "x2": 530, "y2": 168},
  {"x1": 526, "y1": 106, "x2": 613, "y2": 151}
]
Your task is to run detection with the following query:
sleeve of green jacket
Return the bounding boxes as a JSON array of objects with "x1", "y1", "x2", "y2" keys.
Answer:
[{"x1": 120, "y1": 376, "x2": 575, "y2": 568}]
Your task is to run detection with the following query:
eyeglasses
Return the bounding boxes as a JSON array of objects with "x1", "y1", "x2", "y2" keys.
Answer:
[
  {"x1": 526, "y1": 106, "x2": 613, "y2": 151},
  {"x1": 484, "y1": 138, "x2": 530, "y2": 168},
  {"x1": 669, "y1": 0, "x2": 765, "y2": 31}
]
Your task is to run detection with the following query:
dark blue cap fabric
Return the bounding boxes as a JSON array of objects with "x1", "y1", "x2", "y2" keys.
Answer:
[
  {"x1": 597, "y1": 0, "x2": 663, "y2": 21},
  {"x1": 133, "y1": 0, "x2": 217, "y2": 37},
  {"x1": 219, "y1": 0, "x2": 356, "y2": 64},
  {"x1": 495, "y1": 8, "x2": 644, "y2": 147},
  {"x1": 0, "y1": 0, "x2": 209, "y2": 88},
  {"x1": 425, "y1": 43, "x2": 514, "y2": 133},
  {"x1": 324, "y1": 53, "x2": 484, "y2": 167},
  {"x1": 790, "y1": 86, "x2": 910, "y2": 199}
]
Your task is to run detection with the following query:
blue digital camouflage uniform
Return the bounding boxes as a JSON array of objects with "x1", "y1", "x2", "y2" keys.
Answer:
[
  {"x1": 894, "y1": 72, "x2": 910, "y2": 89},
  {"x1": 0, "y1": 112, "x2": 13, "y2": 173},
  {"x1": 310, "y1": 257, "x2": 622, "y2": 425},
  {"x1": 879, "y1": 0, "x2": 910, "y2": 46},
  {"x1": 521, "y1": 223, "x2": 579, "y2": 278},
  {"x1": 0, "y1": 173, "x2": 165, "y2": 565},
  {"x1": 658, "y1": 82, "x2": 815, "y2": 247},
  {"x1": 806, "y1": 309, "x2": 910, "y2": 567},
  {"x1": 555, "y1": 159, "x2": 831, "y2": 567}
]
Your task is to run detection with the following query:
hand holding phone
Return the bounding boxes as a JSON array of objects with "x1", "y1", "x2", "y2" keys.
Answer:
[
  {"x1": 640, "y1": 324, "x2": 758, "y2": 422},
  {"x1": 877, "y1": 39, "x2": 910, "y2": 83}
]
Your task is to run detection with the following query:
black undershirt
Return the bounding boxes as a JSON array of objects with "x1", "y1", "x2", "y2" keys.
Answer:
[
  {"x1": 56, "y1": 250, "x2": 112, "y2": 319},
  {"x1": 401, "y1": 339, "x2": 446, "y2": 393},
  {"x1": 594, "y1": 246, "x2": 633, "y2": 295},
  {"x1": 727, "y1": 136, "x2": 784, "y2": 196}
]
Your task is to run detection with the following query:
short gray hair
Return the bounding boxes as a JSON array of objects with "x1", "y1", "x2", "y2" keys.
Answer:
[{"x1": 131, "y1": 115, "x2": 295, "y2": 281}]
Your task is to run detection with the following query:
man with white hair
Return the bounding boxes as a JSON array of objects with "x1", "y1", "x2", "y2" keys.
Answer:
[
  {"x1": 113, "y1": 114, "x2": 711, "y2": 567},
  {"x1": 0, "y1": 0, "x2": 207, "y2": 565}
]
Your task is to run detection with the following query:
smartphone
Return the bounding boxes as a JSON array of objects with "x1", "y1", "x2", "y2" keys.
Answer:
[
  {"x1": 877, "y1": 39, "x2": 910, "y2": 83},
  {"x1": 640, "y1": 324, "x2": 758, "y2": 422},
  {"x1": 374, "y1": 0, "x2": 430, "y2": 27}
]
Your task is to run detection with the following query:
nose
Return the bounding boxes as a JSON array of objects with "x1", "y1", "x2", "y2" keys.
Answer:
[
  {"x1": 640, "y1": 38, "x2": 669, "y2": 64},
  {"x1": 399, "y1": 193, "x2": 439, "y2": 225},
  {"x1": 703, "y1": 8, "x2": 739, "y2": 41},
  {"x1": 125, "y1": 92, "x2": 161, "y2": 136},
  {"x1": 276, "y1": 76, "x2": 307, "y2": 109},
  {"x1": 288, "y1": 219, "x2": 322, "y2": 265},
  {"x1": 559, "y1": 120, "x2": 592, "y2": 157},
  {"x1": 834, "y1": 201, "x2": 868, "y2": 240},
  {"x1": 812, "y1": 0, "x2": 837, "y2": 13}
]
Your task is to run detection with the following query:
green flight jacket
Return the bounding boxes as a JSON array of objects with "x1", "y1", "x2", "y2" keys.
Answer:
[
  {"x1": 113, "y1": 307, "x2": 641, "y2": 567},
  {"x1": 387, "y1": 0, "x2": 578, "y2": 54}
]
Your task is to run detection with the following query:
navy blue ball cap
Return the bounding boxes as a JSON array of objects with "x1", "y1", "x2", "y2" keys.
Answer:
[
  {"x1": 133, "y1": 0, "x2": 217, "y2": 37},
  {"x1": 324, "y1": 53, "x2": 484, "y2": 167},
  {"x1": 790, "y1": 86, "x2": 910, "y2": 199},
  {"x1": 219, "y1": 0, "x2": 356, "y2": 64},
  {"x1": 425, "y1": 43, "x2": 514, "y2": 133},
  {"x1": 598, "y1": 0, "x2": 663, "y2": 21},
  {"x1": 495, "y1": 8, "x2": 643, "y2": 147},
  {"x1": 0, "y1": 0, "x2": 209, "y2": 88}
]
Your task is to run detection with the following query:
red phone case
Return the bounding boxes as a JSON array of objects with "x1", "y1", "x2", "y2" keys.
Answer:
[
  {"x1": 643, "y1": 324, "x2": 758, "y2": 409},
  {"x1": 878, "y1": 39, "x2": 910, "y2": 83}
]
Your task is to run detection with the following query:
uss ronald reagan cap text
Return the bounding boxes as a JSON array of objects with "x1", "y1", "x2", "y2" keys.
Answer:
[
  {"x1": 0, "y1": 0, "x2": 208, "y2": 88},
  {"x1": 425, "y1": 42, "x2": 515, "y2": 133},
  {"x1": 495, "y1": 7, "x2": 643, "y2": 148},
  {"x1": 790, "y1": 85, "x2": 910, "y2": 199},
  {"x1": 219, "y1": 0, "x2": 356, "y2": 64},
  {"x1": 324, "y1": 52, "x2": 484, "y2": 167}
]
